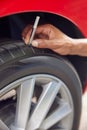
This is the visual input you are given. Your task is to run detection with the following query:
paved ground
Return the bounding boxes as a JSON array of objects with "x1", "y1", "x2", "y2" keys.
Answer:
[{"x1": 79, "y1": 91, "x2": 87, "y2": 130}]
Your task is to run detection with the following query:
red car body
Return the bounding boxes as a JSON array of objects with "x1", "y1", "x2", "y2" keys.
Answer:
[
  {"x1": 0, "y1": 0, "x2": 87, "y2": 36},
  {"x1": 0, "y1": 0, "x2": 87, "y2": 92}
]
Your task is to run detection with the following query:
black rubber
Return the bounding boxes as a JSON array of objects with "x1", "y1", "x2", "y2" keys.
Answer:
[{"x1": 0, "y1": 40, "x2": 82, "y2": 130}]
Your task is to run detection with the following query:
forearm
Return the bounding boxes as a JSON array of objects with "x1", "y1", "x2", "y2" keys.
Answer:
[{"x1": 71, "y1": 38, "x2": 87, "y2": 56}]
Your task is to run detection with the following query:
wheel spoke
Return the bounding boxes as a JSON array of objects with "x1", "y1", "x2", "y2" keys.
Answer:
[
  {"x1": 12, "y1": 78, "x2": 35, "y2": 130},
  {"x1": 40, "y1": 102, "x2": 72, "y2": 129},
  {"x1": 57, "y1": 128, "x2": 69, "y2": 130},
  {"x1": 48, "y1": 128, "x2": 68, "y2": 130},
  {"x1": 54, "y1": 128, "x2": 69, "y2": 130},
  {"x1": 0, "y1": 119, "x2": 9, "y2": 130},
  {"x1": 26, "y1": 81, "x2": 61, "y2": 130}
]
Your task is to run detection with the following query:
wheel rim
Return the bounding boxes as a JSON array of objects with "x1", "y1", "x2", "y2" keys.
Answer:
[{"x1": 0, "y1": 74, "x2": 74, "y2": 130}]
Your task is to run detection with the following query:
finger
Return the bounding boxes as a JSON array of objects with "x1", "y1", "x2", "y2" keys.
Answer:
[
  {"x1": 35, "y1": 24, "x2": 51, "y2": 38},
  {"x1": 22, "y1": 24, "x2": 48, "y2": 44},
  {"x1": 23, "y1": 27, "x2": 49, "y2": 44},
  {"x1": 22, "y1": 24, "x2": 32, "y2": 39},
  {"x1": 22, "y1": 24, "x2": 46, "y2": 39},
  {"x1": 22, "y1": 24, "x2": 51, "y2": 44},
  {"x1": 24, "y1": 30, "x2": 32, "y2": 44},
  {"x1": 32, "y1": 39, "x2": 57, "y2": 49},
  {"x1": 32, "y1": 39, "x2": 50, "y2": 48}
]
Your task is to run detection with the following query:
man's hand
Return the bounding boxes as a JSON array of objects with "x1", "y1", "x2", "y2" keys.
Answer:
[{"x1": 22, "y1": 24, "x2": 77, "y2": 55}]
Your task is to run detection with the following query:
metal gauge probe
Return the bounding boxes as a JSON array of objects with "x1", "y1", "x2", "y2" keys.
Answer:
[{"x1": 28, "y1": 16, "x2": 40, "y2": 45}]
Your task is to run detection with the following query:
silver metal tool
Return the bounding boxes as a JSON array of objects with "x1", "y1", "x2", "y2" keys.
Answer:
[{"x1": 28, "y1": 16, "x2": 40, "y2": 45}]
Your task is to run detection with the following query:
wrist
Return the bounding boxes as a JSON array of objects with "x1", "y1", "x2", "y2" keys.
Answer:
[
  {"x1": 66, "y1": 38, "x2": 78, "y2": 55},
  {"x1": 69, "y1": 39, "x2": 78, "y2": 55},
  {"x1": 70, "y1": 38, "x2": 87, "y2": 56}
]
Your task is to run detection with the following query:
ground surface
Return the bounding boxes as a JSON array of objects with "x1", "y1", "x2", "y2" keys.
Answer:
[{"x1": 79, "y1": 91, "x2": 87, "y2": 130}]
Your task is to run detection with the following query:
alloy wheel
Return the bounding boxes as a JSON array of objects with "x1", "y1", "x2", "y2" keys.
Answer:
[{"x1": 0, "y1": 74, "x2": 74, "y2": 130}]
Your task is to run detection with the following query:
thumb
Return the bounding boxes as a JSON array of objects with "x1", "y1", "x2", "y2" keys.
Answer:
[{"x1": 32, "y1": 39, "x2": 51, "y2": 48}]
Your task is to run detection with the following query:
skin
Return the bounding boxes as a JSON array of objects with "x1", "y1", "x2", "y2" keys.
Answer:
[{"x1": 22, "y1": 24, "x2": 87, "y2": 56}]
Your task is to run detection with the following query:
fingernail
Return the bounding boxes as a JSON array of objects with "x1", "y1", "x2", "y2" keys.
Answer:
[
  {"x1": 22, "y1": 37, "x2": 25, "y2": 40},
  {"x1": 32, "y1": 40, "x2": 39, "y2": 47}
]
